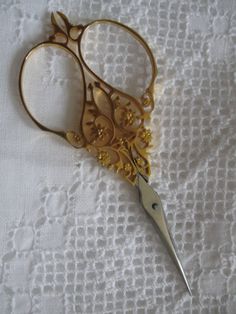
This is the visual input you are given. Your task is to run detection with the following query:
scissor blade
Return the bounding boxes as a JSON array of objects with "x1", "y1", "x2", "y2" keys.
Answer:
[{"x1": 137, "y1": 173, "x2": 192, "y2": 295}]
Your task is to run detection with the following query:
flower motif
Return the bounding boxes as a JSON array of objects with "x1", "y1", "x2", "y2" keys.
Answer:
[
  {"x1": 121, "y1": 162, "x2": 134, "y2": 177},
  {"x1": 121, "y1": 107, "x2": 136, "y2": 126},
  {"x1": 116, "y1": 137, "x2": 129, "y2": 148},
  {"x1": 91, "y1": 123, "x2": 109, "y2": 142},
  {"x1": 123, "y1": 163, "x2": 132, "y2": 173},
  {"x1": 66, "y1": 131, "x2": 85, "y2": 148},
  {"x1": 139, "y1": 127, "x2": 152, "y2": 145},
  {"x1": 97, "y1": 150, "x2": 111, "y2": 167}
]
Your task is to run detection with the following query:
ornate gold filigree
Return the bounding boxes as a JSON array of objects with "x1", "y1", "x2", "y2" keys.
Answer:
[{"x1": 19, "y1": 12, "x2": 157, "y2": 185}]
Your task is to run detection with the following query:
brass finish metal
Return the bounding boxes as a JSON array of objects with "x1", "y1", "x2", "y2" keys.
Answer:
[
  {"x1": 19, "y1": 12, "x2": 192, "y2": 294},
  {"x1": 19, "y1": 11, "x2": 157, "y2": 185}
]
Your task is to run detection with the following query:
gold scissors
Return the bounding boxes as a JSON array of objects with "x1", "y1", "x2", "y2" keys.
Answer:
[{"x1": 19, "y1": 12, "x2": 191, "y2": 295}]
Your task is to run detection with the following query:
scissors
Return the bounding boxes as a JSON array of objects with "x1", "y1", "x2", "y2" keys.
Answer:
[{"x1": 19, "y1": 11, "x2": 191, "y2": 295}]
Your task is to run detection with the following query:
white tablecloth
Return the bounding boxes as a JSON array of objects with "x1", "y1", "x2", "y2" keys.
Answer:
[{"x1": 0, "y1": 0, "x2": 235, "y2": 313}]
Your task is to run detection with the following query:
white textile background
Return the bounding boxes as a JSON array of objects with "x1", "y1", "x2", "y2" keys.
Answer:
[{"x1": 0, "y1": 0, "x2": 236, "y2": 313}]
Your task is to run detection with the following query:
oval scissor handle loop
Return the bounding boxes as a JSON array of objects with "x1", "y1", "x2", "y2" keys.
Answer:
[
  {"x1": 78, "y1": 19, "x2": 157, "y2": 103},
  {"x1": 19, "y1": 41, "x2": 86, "y2": 148}
]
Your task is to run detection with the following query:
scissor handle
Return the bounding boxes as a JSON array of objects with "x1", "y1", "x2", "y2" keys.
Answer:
[
  {"x1": 77, "y1": 18, "x2": 157, "y2": 99},
  {"x1": 19, "y1": 12, "x2": 157, "y2": 184},
  {"x1": 19, "y1": 41, "x2": 86, "y2": 148}
]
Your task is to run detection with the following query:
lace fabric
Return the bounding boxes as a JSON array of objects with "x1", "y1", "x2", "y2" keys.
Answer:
[{"x1": 0, "y1": 0, "x2": 236, "y2": 313}]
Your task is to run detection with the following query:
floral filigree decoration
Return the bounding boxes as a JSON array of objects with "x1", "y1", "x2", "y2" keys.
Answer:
[{"x1": 47, "y1": 12, "x2": 156, "y2": 184}]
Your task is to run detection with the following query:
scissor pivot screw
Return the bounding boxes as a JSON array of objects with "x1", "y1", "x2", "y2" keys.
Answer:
[{"x1": 152, "y1": 203, "x2": 158, "y2": 210}]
